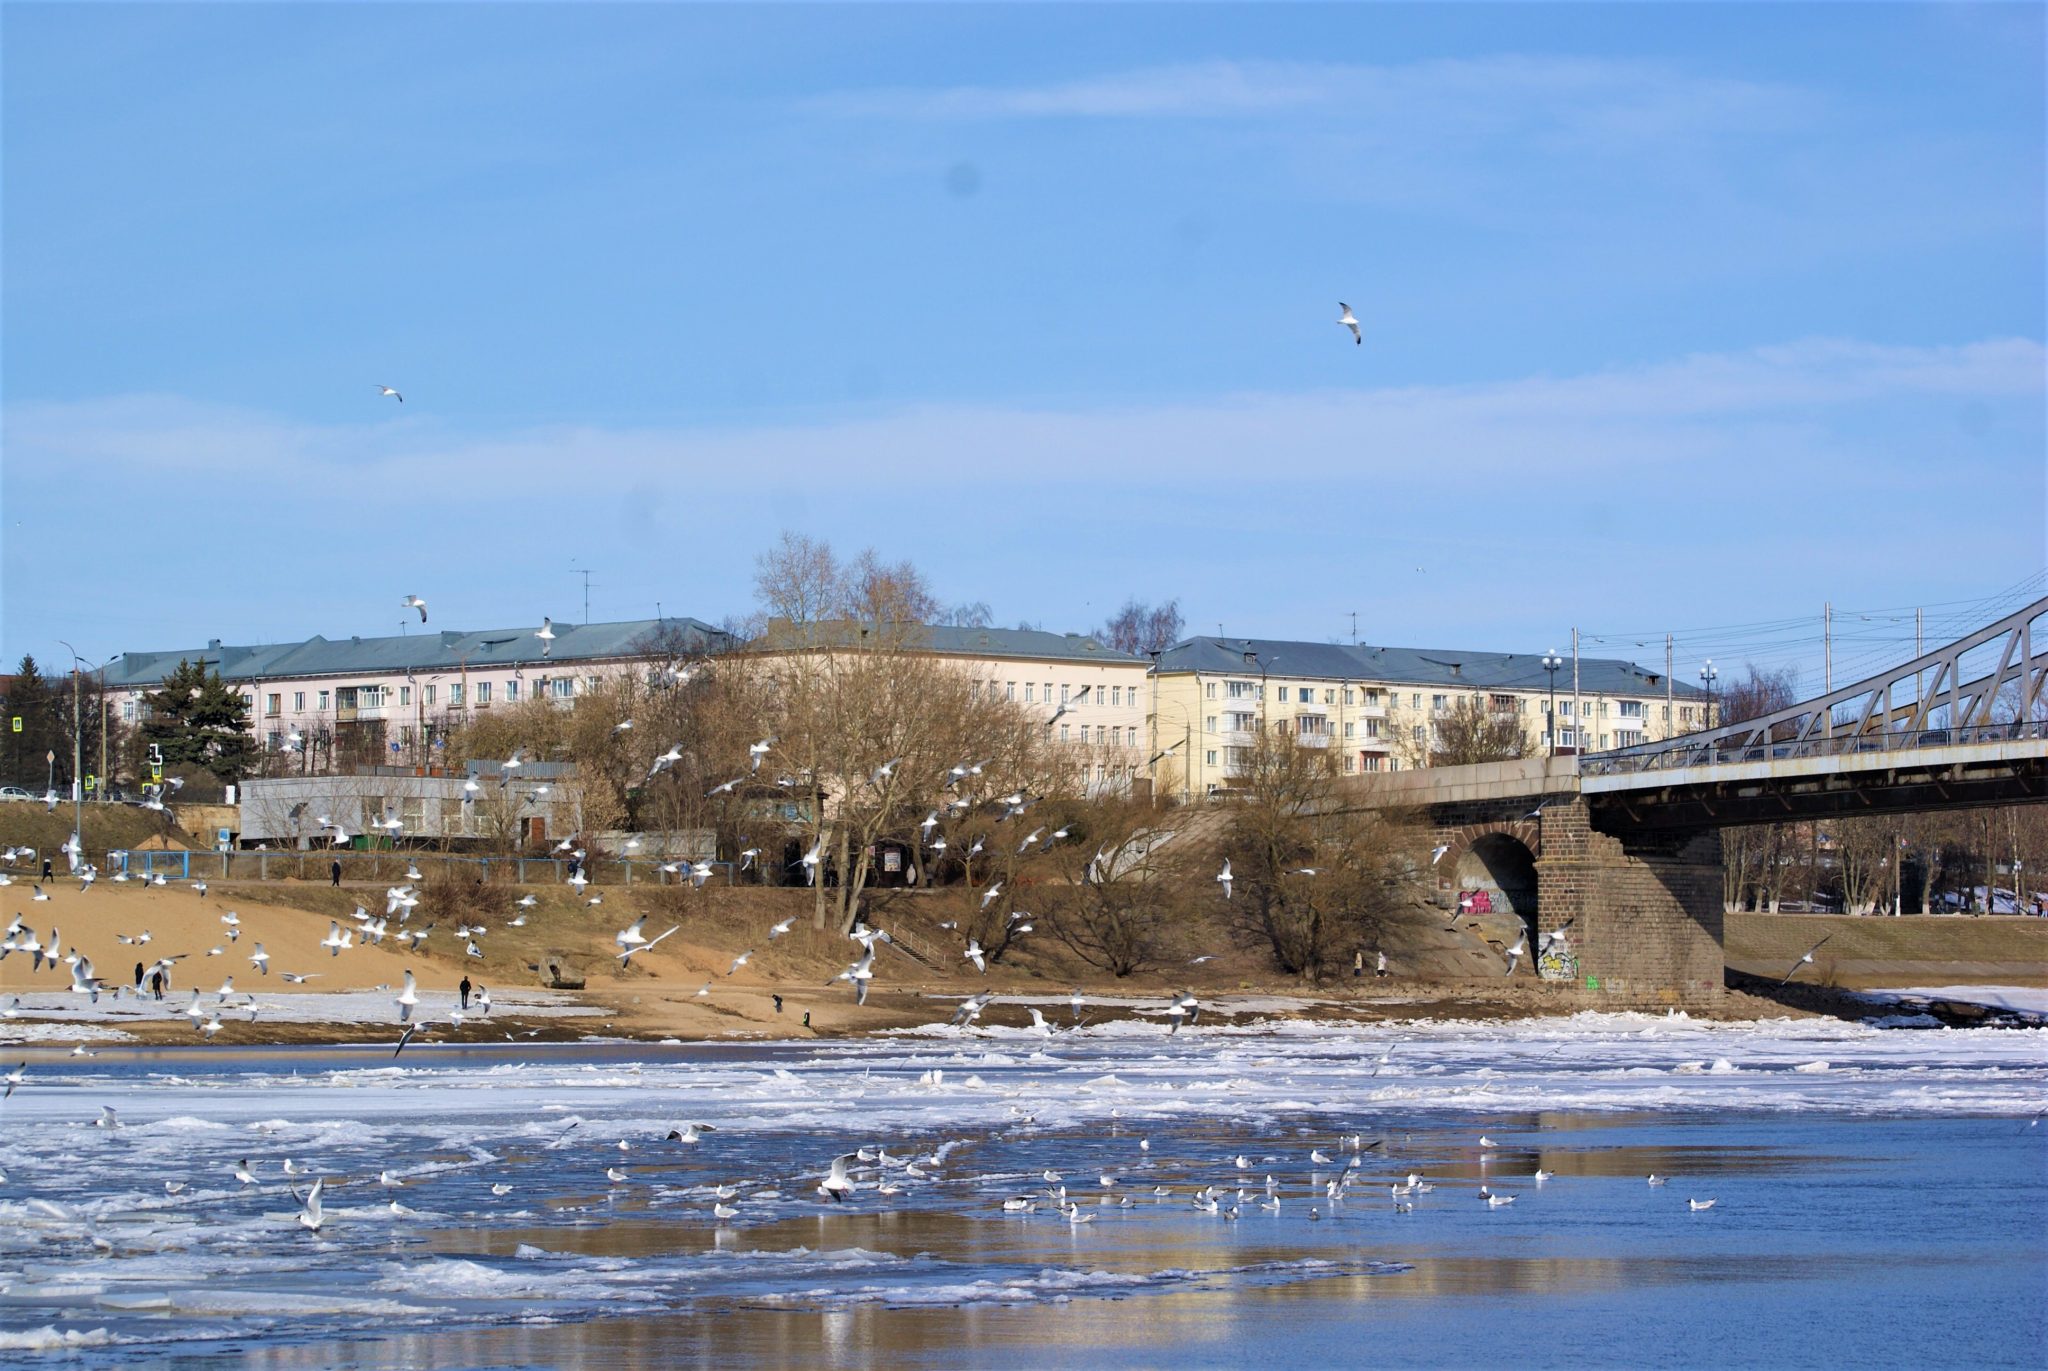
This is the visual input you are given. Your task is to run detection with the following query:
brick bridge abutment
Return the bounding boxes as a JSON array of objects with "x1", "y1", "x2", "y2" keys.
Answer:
[{"x1": 1430, "y1": 795, "x2": 1724, "y2": 1008}]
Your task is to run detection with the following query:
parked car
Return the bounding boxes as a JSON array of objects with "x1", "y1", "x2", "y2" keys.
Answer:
[{"x1": 0, "y1": 786, "x2": 33, "y2": 802}]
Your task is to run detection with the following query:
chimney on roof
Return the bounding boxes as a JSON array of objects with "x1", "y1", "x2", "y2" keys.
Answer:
[{"x1": 208, "y1": 639, "x2": 222, "y2": 650}]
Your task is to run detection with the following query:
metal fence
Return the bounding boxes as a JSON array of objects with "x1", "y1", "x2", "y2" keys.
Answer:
[
  {"x1": 1581, "y1": 719, "x2": 2047, "y2": 778},
  {"x1": 101, "y1": 849, "x2": 748, "y2": 888}
]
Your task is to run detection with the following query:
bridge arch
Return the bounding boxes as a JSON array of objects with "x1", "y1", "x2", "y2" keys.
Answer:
[{"x1": 1440, "y1": 819, "x2": 1542, "y2": 944}]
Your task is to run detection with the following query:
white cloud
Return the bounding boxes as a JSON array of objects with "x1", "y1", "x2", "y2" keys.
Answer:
[
  {"x1": 810, "y1": 56, "x2": 1817, "y2": 149},
  {"x1": 8, "y1": 336, "x2": 2036, "y2": 496}
]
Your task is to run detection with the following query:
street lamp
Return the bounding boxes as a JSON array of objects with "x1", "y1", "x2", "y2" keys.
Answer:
[
  {"x1": 1699, "y1": 659, "x2": 1719, "y2": 733},
  {"x1": 55, "y1": 640, "x2": 97, "y2": 865},
  {"x1": 1541, "y1": 649, "x2": 1564, "y2": 757}
]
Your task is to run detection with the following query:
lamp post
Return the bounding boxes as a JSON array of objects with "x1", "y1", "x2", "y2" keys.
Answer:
[
  {"x1": 1541, "y1": 650, "x2": 1563, "y2": 757},
  {"x1": 1698, "y1": 659, "x2": 1719, "y2": 735},
  {"x1": 55, "y1": 640, "x2": 96, "y2": 861}
]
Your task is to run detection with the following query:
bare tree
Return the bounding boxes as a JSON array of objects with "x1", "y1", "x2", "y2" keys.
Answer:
[
  {"x1": 1719, "y1": 665, "x2": 1801, "y2": 910},
  {"x1": 1219, "y1": 728, "x2": 1411, "y2": 979},
  {"x1": 1095, "y1": 598, "x2": 1184, "y2": 656},
  {"x1": 1038, "y1": 796, "x2": 1190, "y2": 976},
  {"x1": 1426, "y1": 696, "x2": 1529, "y2": 766}
]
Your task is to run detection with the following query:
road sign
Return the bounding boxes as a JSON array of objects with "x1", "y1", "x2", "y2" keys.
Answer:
[
  {"x1": 84, "y1": 775, "x2": 96, "y2": 792},
  {"x1": 9, "y1": 717, "x2": 19, "y2": 733},
  {"x1": 46, "y1": 750, "x2": 55, "y2": 765}
]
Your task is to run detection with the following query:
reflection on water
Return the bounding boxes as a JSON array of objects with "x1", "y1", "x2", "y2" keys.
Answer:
[{"x1": 9, "y1": 1031, "x2": 2043, "y2": 1371}]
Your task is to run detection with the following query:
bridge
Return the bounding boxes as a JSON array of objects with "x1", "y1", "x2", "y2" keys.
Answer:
[{"x1": 1357, "y1": 598, "x2": 2048, "y2": 1006}]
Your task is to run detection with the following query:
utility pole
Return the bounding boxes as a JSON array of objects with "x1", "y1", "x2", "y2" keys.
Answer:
[
  {"x1": 1570, "y1": 628, "x2": 1581, "y2": 757},
  {"x1": 1665, "y1": 633, "x2": 1674, "y2": 737},
  {"x1": 1822, "y1": 600, "x2": 1833, "y2": 742},
  {"x1": 98, "y1": 663, "x2": 108, "y2": 804}
]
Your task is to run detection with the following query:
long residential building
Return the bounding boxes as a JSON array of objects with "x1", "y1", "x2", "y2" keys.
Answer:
[
  {"x1": 93, "y1": 615, "x2": 1711, "y2": 804},
  {"x1": 1147, "y1": 636, "x2": 1709, "y2": 800},
  {"x1": 100, "y1": 617, "x2": 730, "y2": 767},
  {"x1": 750, "y1": 620, "x2": 1151, "y2": 795}
]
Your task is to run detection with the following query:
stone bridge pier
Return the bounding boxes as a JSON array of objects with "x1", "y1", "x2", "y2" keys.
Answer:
[{"x1": 1430, "y1": 794, "x2": 1724, "y2": 1007}]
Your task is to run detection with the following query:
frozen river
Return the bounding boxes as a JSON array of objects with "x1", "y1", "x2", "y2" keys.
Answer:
[{"x1": 3, "y1": 1011, "x2": 2043, "y2": 1368}]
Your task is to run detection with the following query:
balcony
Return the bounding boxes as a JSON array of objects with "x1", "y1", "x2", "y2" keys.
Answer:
[
  {"x1": 1295, "y1": 732, "x2": 1332, "y2": 748},
  {"x1": 337, "y1": 705, "x2": 388, "y2": 723}
]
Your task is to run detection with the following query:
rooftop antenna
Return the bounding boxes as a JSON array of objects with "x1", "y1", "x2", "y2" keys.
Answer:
[
  {"x1": 1349, "y1": 610, "x2": 1358, "y2": 645},
  {"x1": 571, "y1": 561, "x2": 596, "y2": 624}
]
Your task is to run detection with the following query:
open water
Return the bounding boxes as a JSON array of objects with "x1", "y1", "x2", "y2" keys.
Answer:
[{"x1": 1, "y1": 1012, "x2": 2042, "y2": 1368}]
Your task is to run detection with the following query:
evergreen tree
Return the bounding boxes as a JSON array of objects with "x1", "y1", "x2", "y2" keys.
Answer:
[
  {"x1": 0, "y1": 655, "x2": 59, "y2": 788},
  {"x1": 140, "y1": 660, "x2": 255, "y2": 783}
]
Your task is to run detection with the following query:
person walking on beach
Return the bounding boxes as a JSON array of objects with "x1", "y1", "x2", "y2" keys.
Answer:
[
  {"x1": 1376, "y1": 949, "x2": 1389, "y2": 979},
  {"x1": 149, "y1": 969, "x2": 165, "y2": 1002},
  {"x1": 1353, "y1": 950, "x2": 1364, "y2": 979},
  {"x1": 330, "y1": 858, "x2": 342, "y2": 887},
  {"x1": 459, "y1": 976, "x2": 472, "y2": 1010}
]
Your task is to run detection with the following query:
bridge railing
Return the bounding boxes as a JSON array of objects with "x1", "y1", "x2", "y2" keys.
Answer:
[{"x1": 1580, "y1": 718, "x2": 2047, "y2": 777}]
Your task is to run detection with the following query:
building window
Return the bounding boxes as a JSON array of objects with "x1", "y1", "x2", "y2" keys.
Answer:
[
  {"x1": 1205, "y1": 750, "x2": 1218, "y2": 766},
  {"x1": 1206, "y1": 715, "x2": 1217, "y2": 733},
  {"x1": 424, "y1": 685, "x2": 437, "y2": 706},
  {"x1": 1365, "y1": 718, "x2": 1382, "y2": 738},
  {"x1": 506, "y1": 679, "x2": 519, "y2": 701},
  {"x1": 449, "y1": 683, "x2": 464, "y2": 708},
  {"x1": 1411, "y1": 725, "x2": 1425, "y2": 743},
  {"x1": 1060, "y1": 684, "x2": 1070, "y2": 705},
  {"x1": 477, "y1": 681, "x2": 491, "y2": 705},
  {"x1": 1059, "y1": 723, "x2": 1070, "y2": 742},
  {"x1": 1661, "y1": 705, "x2": 1671, "y2": 721},
  {"x1": 122, "y1": 699, "x2": 136, "y2": 722},
  {"x1": 1361, "y1": 754, "x2": 1382, "y2": 772},
  {"x1": 399, "y1": 686, "x2": 412, "y2": 706},
  {"x1": 318, "y1": 690, "x2": 330, "y2": 711},
  {"x1": 1560, "y1": 699, "x2": 1574, "y2": 716},
  {"x1": 1344, "y1": 721, "x2": 1355, "y2": 739},
  {"x1": 1006, "y1": 682, "x2": 1016, "y2": 701},
  {"x1": 1044, "y1": 683, "x2": 1052, "y2": 703},
  {"x1": 1410, "y1": 693, "x2": 1421, "y2": 709},
  {"x1": 400, "y1": 725, "x2": 414, "y2": 745},
  {"x1": 1344, "y1": 755, "x2": 1356, "y2": 773},
  {"x1": 1025, "y1": 683, "x2": 1035, "y2": 703},
  {"x1": 1490, "y1": 695, "x2": 1515, "y2": 713},
  {"x1": 1205, "y1": 682, "x2": 1217, "y2": 700},
  {"x1": 1431, "y1": 694, "x2": 1447, "y2": 712},
  {"x1": 1095, "y1": 725, "x2": 1105, "y2": 744},
  {"x1": 552, "y1": 677, "x2": 574, "y2": 700},
  {"x1": 1344, "y1": 688, "x2": 1355, "y2": 705},
  {"x1": 294, "y1": 691, "x2": 305, "y2": 710},
  {"x1": 1111, "y1": 686, "x2": 1122, "y2": 707},
  {"x1": 266, "y1": 693, "x2": 281, "y2": 716}
]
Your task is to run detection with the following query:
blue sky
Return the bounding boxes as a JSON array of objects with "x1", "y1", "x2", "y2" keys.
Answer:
[{"x1": 4, "y1": 3, "x2": 2042, "y2": 689}]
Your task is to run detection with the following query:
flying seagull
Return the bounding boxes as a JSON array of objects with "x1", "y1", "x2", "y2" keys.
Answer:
[
  {"x1": 402, "y1": 595, "x2": 427, "y2": 623},
  {"x1": 536, "y1": 617, "x2": 556, "y2": 657},
  {"x1": 376, "y1": 385, "x2": 403, "y2": 403},
  {"x1": 1338, "y1": 302, "x2": 1362, "y2": 345},
  {"x1": 1778, "y1": 934, "x2": 1834, "y2": 988}
]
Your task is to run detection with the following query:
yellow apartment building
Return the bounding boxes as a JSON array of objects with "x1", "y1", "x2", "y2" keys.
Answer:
[{"x1": 1145, "y1": 636, "x2": 1710, "y2": 800}]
